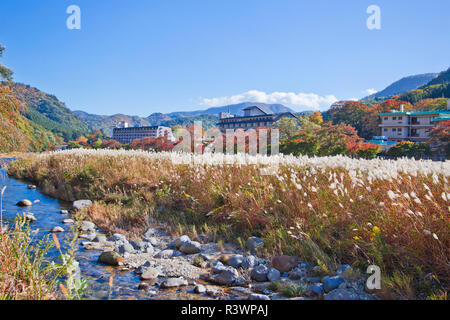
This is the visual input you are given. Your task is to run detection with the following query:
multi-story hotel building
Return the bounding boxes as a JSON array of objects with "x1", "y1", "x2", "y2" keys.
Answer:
[
  {"x1": 112, "y1": 124, "x2": 175, "y2": 144},
  {"x1": 218, "y1": 106, "x2": 298, "y2": 133},
  {"x1": 379, "y1": 102, "x2": 450, "y2": 142}
]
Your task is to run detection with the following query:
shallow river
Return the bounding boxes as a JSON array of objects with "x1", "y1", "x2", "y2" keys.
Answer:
[{"x1": 0, "y1": 158, "x2": 215, "y2": 300}]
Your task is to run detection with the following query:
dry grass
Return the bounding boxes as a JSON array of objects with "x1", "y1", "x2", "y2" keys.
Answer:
[
  {"x1": 7, "y1": 149, "x2": 450, "y2": 298},
  {"x1": 0, "y1": 219, "x2": 58, "y2": 300}
]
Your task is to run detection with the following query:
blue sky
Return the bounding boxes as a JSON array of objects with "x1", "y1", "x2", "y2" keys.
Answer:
[{"x1": 0, "y1": 0, "x2": 449, "y2": 116}]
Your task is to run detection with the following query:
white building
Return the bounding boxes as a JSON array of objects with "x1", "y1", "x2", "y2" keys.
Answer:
[
  {"x1": 379, "y1": 103, "x2": 450, "y2": 142},
  {"x1": 112, "y1": 125, "x2": 175, "y2": 144}
]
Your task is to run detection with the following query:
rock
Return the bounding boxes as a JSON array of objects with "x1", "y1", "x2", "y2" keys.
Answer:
[
  {"x1": 79, "y1": 233, "x2": 97, "y2": 241},
  {"x1": 27, "y1": 185, "x2": 37, "y2": 189},
  {"x1": 60, "y1": 210, "x2": 70, "y2": 215},
  {"x1": 219, "y1": 254, "x2": 234, "y2": 264},
  {"x1": 112, "y1": 233, "x2": 127, "y2": 242},
  {"x1": 267, "y1": 268, "x2": 281, "y2": 282},
  {"x1": 206, "y1": 286, "x2": 223, "y2": 297},
  {"x1": 288, "y1": 267, "x2": 305, "y2": 280},
  {"x1": 325, "y1": 288, "x2": 359, "y2": 300},
  {"x1": 140, "y1": 267, "x2": 160, "y2": 280},
  {"x1": 115, "y1": 241, "x2": 135, "y2": 255},
  {"x1": 179, "y1": 241, "x2": 201, "y2": 254},
  {"x1": 311, "y1": 283, "x2": 324, "y2": 296},
  {"x1": 241, "y1": 255, "x2": 258, "y2": 269},
  {"x1": 93, "y1": 235, "x2": 107, "y2": 243},
  {"x1": 271, "y1": 255, "x2": 297, "y2": 273},
  {"x1": 80, "y1": 221, "x2": 96, "y2": 232},
  {"x1": 212, "y1": 267, "x2": 240, "y2": 286},
  {"x1": 322, "y1": 276, "x2": 345, "y2": 292},
  {"x1": 130, "y1": 241, "x2": 154, "y2": 254},
  {"x1": 16, "y1": 199, "x2": 32, "y2": 207},
  {"x1": 98, "y1": 251, "x2": 124, "y2": 266},
  {"x1": 51, "y1": 226, "x2": 64, "y2": 233},
  {"x1": 227, "y1": 255, "x2": 244, "y2": 268},
  {"x1": 62, "y1": 219, "x2": 75, "y2": 224},
  {"x1": 171, "y1": 235, "x2": 191, "y2": 249},
  {"x1": 312, "y1": 265, "x2": 328, "y2": 277},
  {"x1": 199, "y1": 253, "x2": 214, "y2": 261},
  {"x1": 249, "y1": 293, "x2": 270, "y2": 301},
  {"x1": 251, "y1": 265, "x2": 269, "y2": 282},
  {"x1": 194, "y1": 285, "x2": 206, "y2": 294},
  {"x1": 336, "y1": 264, "x2": 353, "y2": 275},
  {"x1": 72, "y1": 200, "x2": 92, "y2": 211},
  {"x1": 246, "y1": 236, "x2": 264, "y2": 253},
  {"x1": 154, "y1": 249, "x2": 182, "y2": 259},
  {"x1": 23, "y1": 213, "x2": 37, "y2": 222},
  {"x1": 160, "y1": 278, "x2": 188, "y2": 288},
  {"x1": 211, "y1": 260, "x2": 229, "y2": 274}
]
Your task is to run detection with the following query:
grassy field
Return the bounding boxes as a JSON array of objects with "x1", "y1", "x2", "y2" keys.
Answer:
[{"x1": 7, "y1": 149, "x2": 449, "y2": 299}]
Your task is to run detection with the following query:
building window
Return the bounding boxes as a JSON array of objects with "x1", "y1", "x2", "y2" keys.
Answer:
[
  {"x1": 392, "y1": 117, "x2": 396, "y2": 120},
  {"x1": 392, "y1": 128, "x2": 396, "y2": 132},
  {"x1": 383, "y1": 128, "x2": 388, "y2": 132},
  {"x1": 398, "y1": 117, "x2": 402, "y2": 120},
  {"x1": 397, "y1": 128, "x2": 402, "y2": 132},
  {"x1": 384, "y1": 117, "x2": 388, "y2": 121}
]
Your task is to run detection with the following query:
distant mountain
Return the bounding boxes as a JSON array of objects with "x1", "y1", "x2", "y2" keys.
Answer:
[
  {"x1": 363, "y1": 73, "x2": 438, "y2": 100},
  {"x1": 74, "y1": 110, "x2": 151, "y2": 136},
  {"x1": 166, "y1": 102, "x2": 295, "y2": 118},
  {"x1": 396, "y1": 68, "x2": 450, "y2": 104},
  {"x1": 10, "y1": 83, "x2": 90, "y2": 141},
  {"x1": 74, "y1": 102, "x2": 295, "y2": 136}
]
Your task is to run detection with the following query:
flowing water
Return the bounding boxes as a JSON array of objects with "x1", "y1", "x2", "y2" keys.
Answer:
[{"x1": 0, "y1": 158, "x2": 211, "y2": 300}]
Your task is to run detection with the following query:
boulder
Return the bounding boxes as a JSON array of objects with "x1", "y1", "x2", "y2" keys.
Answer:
[
  {"x1": 23, "y1": 213, "x2": 37, "y2": 222},
  {"x1": 62, "y1": 219, "x2": 75, "y2": 224},
  {"x1": 249, "y1": 293, "x2": 271, "y2": 300},
  {"x1": 267, "y1": 268, "x2": 281, "y2": 282},
  {"x1": 27, "y1": 185, "x2": 37, "y2": 190},
  {"x1": 179, "y1": 241, "x2": 201, "y2": 254},
  {"x1": 60, "y1": 210, "x2": 70, "y2": 215},
  {"x1": 271, "y1": 255, "x2": 297, "y2": 273},
  {"x1": 154, "y1": 249, "x2": 182, "y2": 259},
  {"x1": 310, "y1": 283, "x2": 324, "y2": 296},
  {"x1": 160, "y1": 278, "x2": 188, "y2": 288},
  {"x1": 251, "y1": 265, "x2": 269, "y2": 282},
  {"x1": 211, "y1": 267, "x2": 240, "y2": 286},
  {"x1": 112, "y1": 233, "x2": 127, "y2": 242},
  {"x1": 93, "y1": 235, "x2": 107, "y2": 243},
  {"x1": 321, "y1": 276, "x2": 345, "y2": 292},
  {"x1": 227, "y1": 255, "x2": 244, "y2": 268},
  {"x1": 79, "y1": 232, "x2": 97, "y2": 241},
  {"x1": 288, "y1": 267, "x2": 305, "y2": 280},
  {"x1": 72, "y1": 200, "x2": 93, "y2": 211},
  {"x1": 246, "y1": 237, "x2": 264, "y2": 253},
  {"x1": 140, "y1": 267, "x2": 160, "y2": 280},
  {"x1": 80, "y1": 221, "x2": 96, "y2": 232},
  {"x1": 241, "y1": 255, "x2": 258, "y2": 269},
  {"x1": 171, "y1": 235, "x2": 191, "y2": 249},
  {"x1": 51, "y1": 226, "x2": 64, "y2": 233},
  {"x1": 16, "y1": 199, "x2": 32, "y2": 207},
  {"x1": 98, "y1": 251, "x2": 124, "y2": 266},
  {"x1": 115, "y1": 241, "x2": 135, "y2": 255}
]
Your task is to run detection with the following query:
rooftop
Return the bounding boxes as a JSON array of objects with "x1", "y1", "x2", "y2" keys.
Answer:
[{"x1": 379, "y1": 110, "x2": 450, "y2": 116}]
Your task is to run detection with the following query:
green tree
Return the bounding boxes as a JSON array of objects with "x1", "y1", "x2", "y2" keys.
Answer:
[
  {"x1": 328, "y1": 101, "x2": 370, "y2": 138},
  {"x1": 0, "y1": 43, "x2": 13, "y2": 82}
]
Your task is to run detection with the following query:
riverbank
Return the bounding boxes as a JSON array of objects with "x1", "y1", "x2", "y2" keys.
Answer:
[{"x1": 7, "y1": 149, "x2": 449, "y2": 299}]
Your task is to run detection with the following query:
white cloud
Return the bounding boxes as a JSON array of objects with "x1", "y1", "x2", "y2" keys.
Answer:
[
  {"x1": 365, "y1": 88, "x2": 378, "y2": 95},
  {"x1": 200, "y1": 90, "x2": 338, "y2": 111}
]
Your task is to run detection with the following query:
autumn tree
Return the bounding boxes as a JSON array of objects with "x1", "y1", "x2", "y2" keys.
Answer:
[
  {"x1": 429, "y1": 120, "x2": 450, "y2": 158},
  {"x1": 309, "y1": 111, "x2": 323, "y2": 125},
  {"x1": 328, "y1": 101, "x2": 370, "y2": 138}
]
